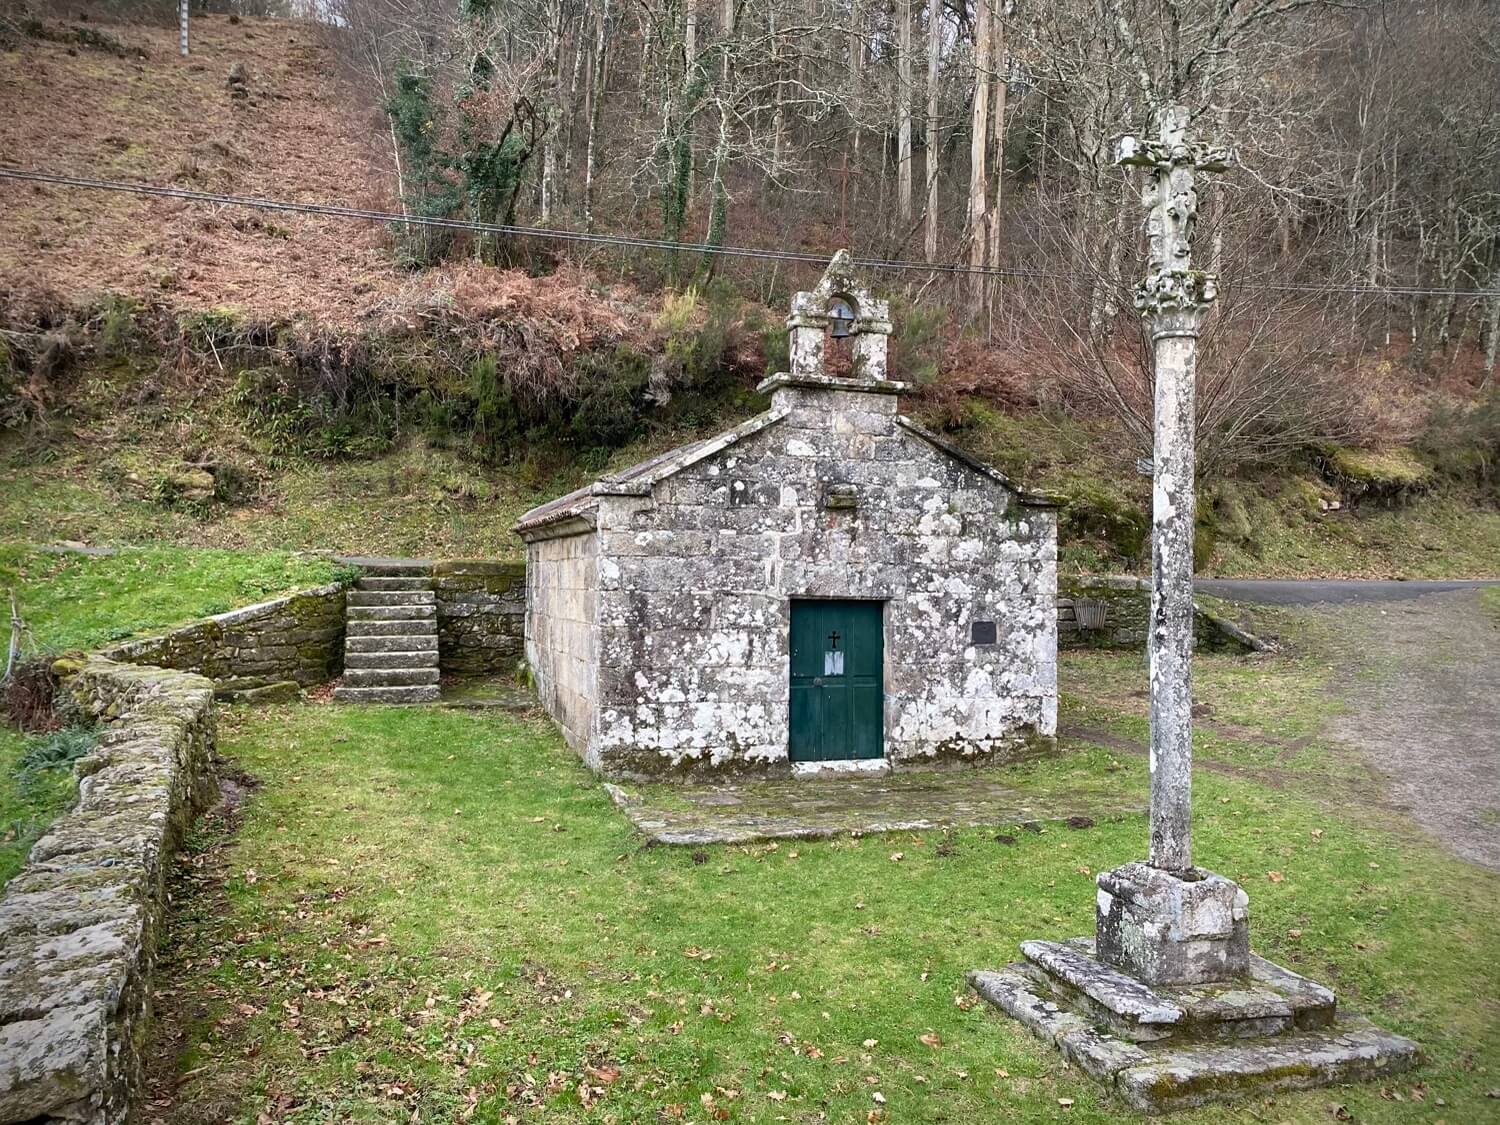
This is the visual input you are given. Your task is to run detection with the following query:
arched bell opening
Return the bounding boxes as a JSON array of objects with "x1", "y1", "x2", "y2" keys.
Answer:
[{"x1": 823, "y1": 295, "x2": 857, "y2": 378}]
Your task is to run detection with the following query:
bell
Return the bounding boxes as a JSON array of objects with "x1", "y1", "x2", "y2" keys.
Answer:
[{"x1": 827, "y1": 298, "x2": 856, "y2": 339}]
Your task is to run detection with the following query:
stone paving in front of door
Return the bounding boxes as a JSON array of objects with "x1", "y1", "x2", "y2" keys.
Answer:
[{"x1": 604, "y1": 771, "x2": 1145, "y2": 846}]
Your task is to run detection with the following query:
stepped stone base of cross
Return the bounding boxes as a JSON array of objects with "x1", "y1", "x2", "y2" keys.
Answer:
[{"x1": 966, "y1": 861, "x2": 1419, "y2": 1113}]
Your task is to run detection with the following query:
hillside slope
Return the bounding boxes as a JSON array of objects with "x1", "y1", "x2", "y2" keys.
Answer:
[
  {"x1": 0, "y1": 12, "x2": 401, "y2": 320},
  {"x1": 0, "y1": 11, "x2": 1495, "y2": 578}
]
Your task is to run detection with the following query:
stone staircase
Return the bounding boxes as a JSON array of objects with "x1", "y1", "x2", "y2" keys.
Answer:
[{"x1": 332, "y1": 562, "x2": 441, "y2": 704}]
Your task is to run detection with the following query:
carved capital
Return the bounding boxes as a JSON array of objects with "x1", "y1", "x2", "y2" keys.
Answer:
[
  {"x1": 1118, "y1": 137, "x2": 1232, "y2": 172},
  {"x1": 1134, "y1": 270, "x2": 1218, "y2": 329}
]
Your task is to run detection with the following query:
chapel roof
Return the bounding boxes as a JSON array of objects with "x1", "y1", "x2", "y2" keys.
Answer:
[{"x1": 511, "y1": 404, "x2": 1054, "y2": 539}]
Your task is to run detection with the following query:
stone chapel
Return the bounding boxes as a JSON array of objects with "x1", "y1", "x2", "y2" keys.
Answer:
[{"x1": 514, "y1": 252, "x2": 1059, "y2": 779}]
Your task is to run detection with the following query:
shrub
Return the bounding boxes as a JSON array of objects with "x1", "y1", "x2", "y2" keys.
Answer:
[
  {"x1": 889, "y1": 297, "x2": 946, "y2": 385},
  {"x1": 469, "y1": 353, "x2": 522, "y2": 463},
  {"x1": 94, "y1": 295, "x2": 140, "y2": 361},
  {"x1": 1056, "y1": 478, "x2": 1149, "y2": 567},
  {"x1": 3, "y1": 659, "x2": 57, "y2": 733},
  {"x1": 233, "y1": 365, "x2": 395, "y2": 462},
  {"x1": 571, "y1": 348, "x2": 650, "y2": 450},
  {"x1": 15, "y1": 727, "x2": 98, "y2": 803},
  {"x1": 1419, "y1": 389, "x2": 1500, "y2": 485}
]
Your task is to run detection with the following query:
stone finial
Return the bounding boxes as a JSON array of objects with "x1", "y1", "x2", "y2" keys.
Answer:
[{"x1": 786, "y1": 250, "x2": 893, "y2": 381}]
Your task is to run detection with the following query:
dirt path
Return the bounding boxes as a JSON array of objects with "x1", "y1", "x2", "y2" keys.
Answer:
[{"x1": 1325, "y1": 589, "x2": 1500, "y2": 872}]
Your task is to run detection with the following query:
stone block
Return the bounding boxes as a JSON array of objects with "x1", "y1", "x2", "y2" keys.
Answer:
[
  {"x1": 1112, "y1": 1016, "x2": 1419, "y2": 1114},
  {"x1": 1096, "y1": 862, "x2": 1250, "y2": 986},
  {"x1": 1020, "y1": 940, "x2": 1186, "y2": 1042}
]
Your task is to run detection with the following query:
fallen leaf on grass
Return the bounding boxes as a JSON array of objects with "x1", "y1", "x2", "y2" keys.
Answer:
[
  {"x1": 919, "y1": 1033, "x2": 941, "y2": 1048},
  {"x1": 1267, "y1": 871, "x2": 1285, "y2": 883}
]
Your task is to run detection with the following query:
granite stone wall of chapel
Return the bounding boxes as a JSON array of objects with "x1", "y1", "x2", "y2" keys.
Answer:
[
  {"x1": 586, "y1": 387, "x2": 1058, "y2": 778},
  {"x1": 524, "y1": 531, "x2": 599, "y2": 759}
]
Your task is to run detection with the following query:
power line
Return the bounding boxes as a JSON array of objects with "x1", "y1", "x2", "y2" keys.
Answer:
[{"x1": 2, "y1": 166, "x2": 1497, "y2": 300}]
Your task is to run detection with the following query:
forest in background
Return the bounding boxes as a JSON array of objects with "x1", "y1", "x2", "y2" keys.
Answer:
[
  {"x1": 51, "y1": 0, "x2": 1497, "y2": 464},
  {"x1": 1, "y1": 0, "x2": 1498, "y2": 573}
]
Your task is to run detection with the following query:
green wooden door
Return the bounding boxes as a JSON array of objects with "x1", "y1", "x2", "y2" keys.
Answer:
[{"x1": 788, "y1": 600, "x2": 884, "y2": 763}]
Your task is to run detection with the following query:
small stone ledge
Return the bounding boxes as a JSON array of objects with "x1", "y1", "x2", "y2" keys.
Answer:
[
  {"x1": 0, "y1": 658, "x2": 217, "y2": 1125},
  {"x1": 1058, "y1": 576, "x2": 1268, "y2": 653}
]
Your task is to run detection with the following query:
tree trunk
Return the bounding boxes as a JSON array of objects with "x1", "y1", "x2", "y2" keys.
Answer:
[
  {"x1": 540, "y1": 0, "x2": 564, "y2": 224},
  {"x1": 897, "y1": 0, "x2": 913, "y2": 225},
  {"x1": 771, "y1": 7, "x2": 785, "y2": 181},
  {"x1": 583, "y1": 0, "x2": 610, "y2": 232},
  {"x1": 924, "y1": 0, "x2": 941, "y2": 263},
  {"x1": 984, "y1": 1, "x2": 1005, "y2": 315},
  {"x1": 685, "y1": 1, "x2": 698, "y2": 202},
  {"x1": 848, "y1": 0, "x2": 863, "y2": 222},
  {"x1": 967, "y1": 0, "x2": 991, "y2": 309},
  {"x1": 1482, "y1": 291, "x2": 1499, "y2": 389}
]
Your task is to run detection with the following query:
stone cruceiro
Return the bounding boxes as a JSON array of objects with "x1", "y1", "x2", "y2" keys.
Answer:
[{"x1": 969, "y1": 105, "x2": 1419, "y2": 1113}]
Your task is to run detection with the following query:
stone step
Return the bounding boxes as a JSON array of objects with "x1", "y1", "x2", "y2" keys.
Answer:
[
  {"x1": 1020, "y1": 940, "x2": 1186, "y2": 1042},
  {"x1": 1112, "y1": 1015, "x2": 1419, "y2": 1114},
  {"x1": 345, "y1": 633, "x2": 439, "y2": 653},
  {"x1": 347, "y1": 604, "x2": 436, "y2": 622},
  {"x1": 345, "y1": 619, "x2": 440, "y2": 638},
  {"x1": 1246, "y1": 953, "x2": 1337, "y2": 1031},
  {"x1": 344, "y1": 650, "x2": 441, "y2": 670},
  {"x1": 347, "y1": 590, "x2": 436, "y2": 608},
  {"x1": 342, "y1": 667, "x2": 441, "y2": 688},
  {"x1": 335, "y1": 555, "x2": 433, "y2": 577},
  {"x1": 357, "y1": 576, "x2": 432, "y2": 592},
  {"x1": 967, "y1": 966, "x2": 1418, "y2": 1115},
  {"x1": 1021, "y1": 940, "x2": 1302, "y2": 1043},
  {"x1": 332, "y1": 684, "x2": 441, "y2": 705}
]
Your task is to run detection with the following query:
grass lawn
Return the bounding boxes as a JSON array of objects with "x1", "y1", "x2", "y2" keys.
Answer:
[
  {"x1": 149, "y1": 646, "x2": 1500, "y2": 1124},
  {"x1": 0, "y1": 727, "x2": 78, "y2": 887},
  {"x1": 0, "y1": 544, "x2": 339, "y2": 883},
  {"x1": 0, "y1": 544, "x2": 341, "y2": 654}
]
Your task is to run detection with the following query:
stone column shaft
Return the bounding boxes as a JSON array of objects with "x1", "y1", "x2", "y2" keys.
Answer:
[
  {"x1": 1148, "y1": 328, "x2": 1196, "y2": 872},
  {"x1": 1117, "y1": 106, "x2": 1228, "y2": 874}
]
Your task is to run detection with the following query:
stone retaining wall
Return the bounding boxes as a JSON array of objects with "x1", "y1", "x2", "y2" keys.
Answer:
[
  {"x1": 0, "y1": 658, "x2": 217, "y2": 1125},
  {"x1": 101, "y1": 582, "x2": 347, "y2": 699},
  {"x1": 1058, "y1": 576, "x2": 1264, "y2": 653},
  {"x1": 433, "y1": 561, "x2": 526, "y2": 676}
]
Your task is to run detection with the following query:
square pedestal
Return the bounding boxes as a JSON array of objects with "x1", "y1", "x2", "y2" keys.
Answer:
[
  {"x1": 969, "y1": 939, "x2": 1418, "y2": 1114},
  {"x1": 1096, "y1": 861, "x2": 1249, "y2": 986},
  {"x1": 972, "y1": 861, "x2": 1418, "y2": 1113}
]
